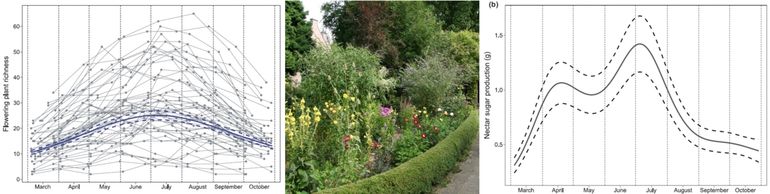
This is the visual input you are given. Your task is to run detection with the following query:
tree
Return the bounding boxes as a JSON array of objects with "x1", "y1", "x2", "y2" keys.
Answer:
[
  {"x1": 446, "y1": 31, "x2": 479, "y2": 103},
  {"x1": 323, "y1": 1, "x2": 398, "y2": 68},
  {"x1": 322, "y1": 1, "x2": 442, "y2": 70},
  {"x1": 388, "y1": 1, "x2": 443, "y2": 68},
  {"x1": 286, "y1": 1, "x2": 314, "y2": 73},
  {"x1": 427, "y1": 1, "x2": 479, "y2": 32}
]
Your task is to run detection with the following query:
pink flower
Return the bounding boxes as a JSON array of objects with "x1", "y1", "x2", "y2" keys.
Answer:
[{"x1": 380, "y1": 106, "x2": 393, "y2": 117}]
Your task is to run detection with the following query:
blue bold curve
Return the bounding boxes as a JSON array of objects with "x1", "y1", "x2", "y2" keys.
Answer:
[{"x1": 30, "y1": 109, "x2": 272, "y2": 155}]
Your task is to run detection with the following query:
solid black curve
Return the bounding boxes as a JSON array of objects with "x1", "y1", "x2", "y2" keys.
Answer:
[{"x1": 513, "y1": 43, "x2": 759, "y2": 167}]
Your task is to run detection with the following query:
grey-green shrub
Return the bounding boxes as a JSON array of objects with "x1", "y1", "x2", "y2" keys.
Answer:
[{"x1": 400, "y1": 53, "x2": 464, "y2": 112}]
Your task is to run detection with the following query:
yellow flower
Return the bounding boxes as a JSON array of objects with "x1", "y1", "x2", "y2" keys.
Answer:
[
  {"x1": 313, "y1": 106, "x2": 321, "y2": 123},
  {"x1": 287, "y1": 129, "x2": 294, "y2": 141},
  {"x1": 333, "y1": 120, "x2": 339, "y2": 125},
  {"x1": 343, "y1": 93, "x2": 349, "y2": 99},
  {"x1": 286, "y1": 113, "x2": 296, "y2": 126}
]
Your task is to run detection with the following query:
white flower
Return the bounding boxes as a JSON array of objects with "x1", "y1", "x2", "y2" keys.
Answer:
[{"x1": 450, "y1": 112, "x2": 454, "y2": 117}]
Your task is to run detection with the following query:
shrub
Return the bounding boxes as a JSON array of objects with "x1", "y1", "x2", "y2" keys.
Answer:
[
  {"x1": 388, "y1": 1, "x2": 444, "y2": 67},
  {"x1": 294, "y1": 45, "x2": 394, "y2": 106},
  {"x1": 447, "y1": 31, "x2": 479, "y2": 104},
  {"x1": 421, "y1": 30, "x2": 479, "y2": 105},
  {"x1": 399, "y1": 53, "x2": 464, "y2": 112}
]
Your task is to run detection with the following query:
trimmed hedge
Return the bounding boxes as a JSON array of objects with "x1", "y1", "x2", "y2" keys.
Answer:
[{"x1": 317, "y1": 110, "x2": 479, "y2": 194}]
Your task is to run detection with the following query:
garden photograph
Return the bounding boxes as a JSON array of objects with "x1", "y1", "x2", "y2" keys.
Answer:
[{"x1": 284, "y1": 1, "x2": 479, "y2": 193}]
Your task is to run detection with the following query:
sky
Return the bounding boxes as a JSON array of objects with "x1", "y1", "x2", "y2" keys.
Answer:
[{"x1": 300, "y1": 0, "x2": 334, "y2": 30}]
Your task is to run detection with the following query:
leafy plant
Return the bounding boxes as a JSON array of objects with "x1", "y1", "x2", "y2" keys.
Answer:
[
  {"x1": 447, "y1": 31, "x2": 479, "y2": 104},
  {"x1": 399, "y1": 53, "x2": 464, "y2": 112},
  {"x1": 427, "y1": 1, "x2": 479, "y2": 32},
  {"x1": 393, "y1": 105, "x2": 467, "y2": 165},
  {"x1": 285, "y1": 98, "x2": 322, "y2": 193},
  {"x1": 295, "y1": 45, "x2": 393, "y2": 105}
]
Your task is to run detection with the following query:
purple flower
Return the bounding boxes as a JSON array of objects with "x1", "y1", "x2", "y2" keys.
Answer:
[{"x1": 380, "y1": 106, "x2": 393, "y2": 117}]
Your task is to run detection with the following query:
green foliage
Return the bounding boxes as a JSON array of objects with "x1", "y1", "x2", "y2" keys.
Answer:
[
  {"x1": 321, "y1": 1, "x2": 365, "y2": 50},
  {"x1": 394, "y1": 106, "x2": 468, "y2": 165},
  {"x1": 447, "y1": 31, "x2": 480, "y2": 103},
  {"x1": 322, "y1": 1, "x2": 443, "y2": 69},
  {"x1": 387, "y1": 1, "x2": 443, "y2": 68},
  {"x1": 286, "y1": 153, "x2": 321, "y2": 193},
  {"x1": 394, "y1": 134, "x2": 428, "y2": 166},
  {"x1": 317, "y1": 110, "x2": 479, "y2": 194},
  {"x1": 285, "y1": 94, "x2": 374, "y2": 193},
  {"x1": 414, "y1": 30, "x2": 479, "y2": 105},
  {"x1": 322, "y1": 1, "x2": 397, "y2": 68},
  {"x1": 427, "y1": 1, "x2": 479, "y2": 32},
  {"x1": 294, "y1": 45, "x2": 394, "y2": 105},
  {"x1": 286, "y1": 1, "x2": 314, "y2": 73},
  {"x1": 400, "y1": 53, "x2": 465, "y2": 112},
  {"x1": 446, "y1": 31, "x2": 479, "y2": 74}
]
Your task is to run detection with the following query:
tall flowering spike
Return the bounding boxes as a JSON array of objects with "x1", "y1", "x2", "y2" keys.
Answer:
[{"x1": 313, "y1": 106, "x2": 321, "y2": 123}]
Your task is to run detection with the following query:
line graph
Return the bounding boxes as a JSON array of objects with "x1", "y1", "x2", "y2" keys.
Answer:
[
  {"x1": 21, "y1": 5, "x2": 282, "y2": 183},
  {"x1": 481, "y1": 5, "x2": 768, "y2": 188}
]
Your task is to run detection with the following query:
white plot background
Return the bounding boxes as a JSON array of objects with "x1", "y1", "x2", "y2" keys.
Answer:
[
  {"x1": 504, "y1": 5, "x2": 767, "y2": 186},
  {"x1": 21, "y1": 5, "x2": 281, "y2": 183}
]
